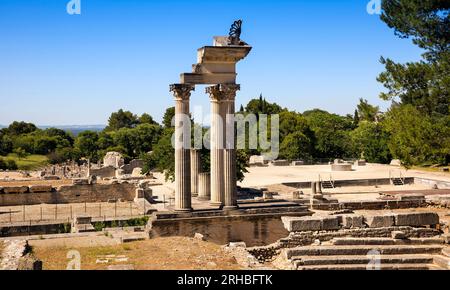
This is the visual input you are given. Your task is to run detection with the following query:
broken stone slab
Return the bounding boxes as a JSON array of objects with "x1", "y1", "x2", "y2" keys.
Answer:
[
  {"x1": 3, "y1": 186, "x2": 28, "y2": 194},
  {"x1": 443, "y1": 234, "x2": 450, "y2": 245},
  {"x1": 72, "y1": 178, "x2": 89, "y2": 185},
  {"x1": 341, "y1": 215, "x2": 364, "y2": 229},
  {"x1": 281, "y1": 216, "x2": 340, "y2": 232},
  {"x1": 292, "y1": 191, "x2": 303, "y2": 200},
  {"x1": 398, "y1": 194, "x2": 425, "y2": 201},
  {"x1": 391, "y1": 231, "x2": 407, "y2": 240},
  {"x1": 263, "y1": 191, "x2": 274, "y2": 200},
  {"x1": 194, "y1": 233, "x2": 205, "y2": 241},
  {"x1": 365, "y1": 214, "x2": 395, "y2": 228},
  {"x1": 229, "y1": 242, "x2": 247, "y2": 248},
  {"x1": 394, "y1": 212, "x2": 439, "y2": 227},
  {"x1": 28, "y1": 185, "x2": 53, "y2": 193}
]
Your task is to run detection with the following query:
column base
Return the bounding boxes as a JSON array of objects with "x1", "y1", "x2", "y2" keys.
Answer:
[
  {"x1": 223, "y1": 205, "x2": 239, "y2": 211},
  {"x1": 209, "y1": 202, "x2": 224, "y2": 209},
  {"x1": 197, "y1": 196, "x2": 211, "y2": 201},
  {"x1": 174, "y1": 208, "x2": 193, "y2": 213}
]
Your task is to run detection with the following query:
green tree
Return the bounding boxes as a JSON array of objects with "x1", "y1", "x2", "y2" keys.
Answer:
[
  {"x1": 7, "y1": 121, "x2": 37, "y2": 135},
  {"x1": 382, "y1": 105, "x2": 449, "y2": 166},
  {"x1": 350, "y1": 121, "x2": 391, "y2": 163},
  {"x1": 279, "y1": 132, "x2": 314, "y2": 162},
  {"x1": 13, "y1": 147, "x2": 28, "y2": 160},
  {"x1": 378, "y1": 0, "x2": 449, "y2": 116},
  {"x1": 139, "y1": 113, "x2": 157, "y2": 125},
  {"x1": 162, "y1": 107, "x2": 175, "y2": 129},
  {"x1": 105, "y1": 109, "x2": 139, "y2": 131},
  {"x1": 304, "y1": 109, "x2": 354, "y2": 159},
  {"x1": 357, "y1": 98, "x2": 380, "y2": 122},
  {"x1": 74, "y1": 131, "x2": 99, "y2": 161},
  {"x1": 381, "y1": 0, "x2": 449, "y2": 61}
]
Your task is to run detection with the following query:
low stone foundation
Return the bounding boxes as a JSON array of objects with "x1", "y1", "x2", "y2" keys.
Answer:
[
  {"x1": 147, "y1": 206, "x2": 311, "y2": 247},
  {"x1": 0, "y1": 182, "x2": 136, "y2": 206}
]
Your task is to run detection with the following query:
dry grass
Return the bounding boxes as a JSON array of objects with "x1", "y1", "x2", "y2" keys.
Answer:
[{"x1": 32, "y1": 237, "x2": 242, "y2": 270}]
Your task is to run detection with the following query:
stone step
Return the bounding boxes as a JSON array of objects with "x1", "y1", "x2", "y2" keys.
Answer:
[
  {"x1": 331, "y1": 237, "x2": 444, "y2": 246},
  {"x1": 285, "y1": 245, "x2": 444, "y2": 259},
  {"x1": 433, "y1": 255, "x2": 450, "y2": 269},
  {"x1": 291, "y1": 254, "x2": 434, "y2": 267},
  {"x1": 442, "y1": 248, "x2": 450, "y2": 257},
  {"x1": 296, "y1": 263, "x2": 441, "y2": 271}
]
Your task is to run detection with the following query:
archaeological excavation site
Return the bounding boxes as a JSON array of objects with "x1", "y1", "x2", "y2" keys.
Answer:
[{"x1": 1, "y1": 1, "x2": 449, "y2": 280}]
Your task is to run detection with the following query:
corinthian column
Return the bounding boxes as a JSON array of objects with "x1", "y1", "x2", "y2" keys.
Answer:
[
  {"x1": 190, "y1": 149, "x2": 201, "y2": 197},
  {"x1": 222, "y1": 84, "x2": 240, "y2": 210},
  {"x1": 206, "y1": 85, "x2": 225, "y2": 208},
  {"x1": 170, "y1": 84, "x2": 195, "y2": 212}
]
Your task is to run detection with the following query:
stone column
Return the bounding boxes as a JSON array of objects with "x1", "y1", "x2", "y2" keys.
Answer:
[
  {"x1": 198, "y1": 173, "x2": 211, "y2": 200},
  {"x1": 86, "y1": 159, "x2": 91, "y2": 178},
  {"x1": 190, "y1": 149, "x2": 201, "y2": 197},
  {"x1": 206, "y1": 85, "x2": 225, "y2": 207},
  {"x1": 222, "y1": 84, "x2": 240, "y2": 210},
  {"x1": 170, "y1": 84, "x2": 195, "y2": 212},
  {"x1": 311, "y1": 181, "x2": 317, "y2": 195}
]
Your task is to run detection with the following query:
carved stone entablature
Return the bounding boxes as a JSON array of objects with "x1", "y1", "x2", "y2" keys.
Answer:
[{"x1": 170, "y1": 84, "x2": 195, "y2": 101}]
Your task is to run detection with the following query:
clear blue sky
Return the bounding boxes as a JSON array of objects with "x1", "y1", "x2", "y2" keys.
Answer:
[{"x1": 0, "y1": 0, "x2": 423, "y2": 126}]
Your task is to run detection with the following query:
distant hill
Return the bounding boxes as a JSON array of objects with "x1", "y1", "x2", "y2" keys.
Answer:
[
  {"x1": 38, "y1": 125, "x2": 106, "y2": 136},
  {"x1": 0, "y1": 124, "x2": 105, "y2": 135}
]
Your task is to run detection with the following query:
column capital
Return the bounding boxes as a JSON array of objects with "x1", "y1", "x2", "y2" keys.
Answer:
[
  {"x1": 206, "y1": 84, "x2": 240, "y2": 101},
  {"x1": 170, "y1": 84, "x2": 195, "y2": 101},
  {"x1": 221, "y1": 84, "x2": 240, "y2": 101}
]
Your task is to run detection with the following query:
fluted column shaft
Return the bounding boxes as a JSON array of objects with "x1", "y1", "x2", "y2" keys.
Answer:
[
  {"x1": 190, "y1": 149, "x2": 201, "y2": 196},
  {"x1": 206, "y1": 85, "x2": 225, "y2": 207},
  {"x1": 198, "y1": 172, "x2": 211, "y2": 200},
  {"x1": 222, "y1": 84, "x2": 240, "y2": 209},
  {"x1": 170, "y1": 84, "x2": 194, "y2": 212}
]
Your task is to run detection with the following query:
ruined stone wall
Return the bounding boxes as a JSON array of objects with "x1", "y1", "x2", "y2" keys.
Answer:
[
  {"x1": 0, "y1": 183, "x2": 136, "y2": 206},
  {"x1": 90, "y1": 166, "x2": 116, "y2": 178}
]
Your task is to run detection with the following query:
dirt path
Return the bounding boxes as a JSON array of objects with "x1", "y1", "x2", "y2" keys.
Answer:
[{"x1": 31, "y1": 236, "x2": 243, "y2": 270}]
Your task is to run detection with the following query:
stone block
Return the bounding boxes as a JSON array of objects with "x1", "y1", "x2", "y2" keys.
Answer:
[
  {"x1": 263, "y1": 191, "x2": 274, "y2": 200},
  {"x1": 292, "y1": 191, "x2": 303, "y2": 200},
  {"x1": 72, "y1": 178, "x2": 89, "y2": 185},
  {"x1": 282, "y1": 217, "x2": 321, "y2": 232},
  {"x1": 281, "y1": 216, "x2": 340, "y2": 232},
  {"x1": 73, "y1": 214, "x2": 92, "y2": 225},
  {"x1": 321, "y1": 217, "x2": 340, "y2": 230},
  {"x1": 194, "y1": 233, "x2": 205, "y2": 241},
  {"x1": 399, "y1": 194, "x2": 425, "y2": 201},
  {"x1": 29, "y1": 185, "x2": 53, "y2": 193},
  {"x1": 365, "y1": 214, "x2": 395, "y2": 228},
  {"x1": 391, "y1": 231, "x2": 406, "y2": 240},
  {"x1": 341, "y1": 215, "x2": 364, "y2": 229},
  {"x1": 390, "y1": 159, "x2": 401, "y2": 166},
  {"x1": 3, "y1": 186, "x2": 28, "y2": 194},
  {"x1": 394, "y1": 212, "x2": 439, "y2": 227}
]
